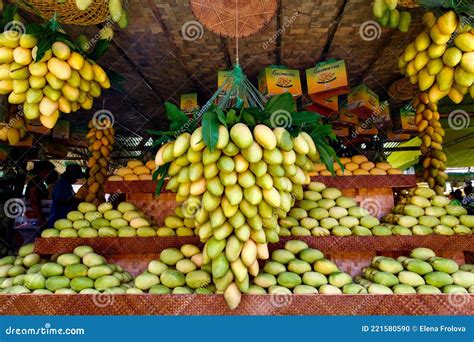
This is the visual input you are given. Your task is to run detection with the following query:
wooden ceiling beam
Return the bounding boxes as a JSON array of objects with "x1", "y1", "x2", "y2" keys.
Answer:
[
  {"x1": 319, "y1": 0, "x2": 349, "y2": 61},
  {"x1": 147, "y1": 0, "x2": 202, "y2": 101}
]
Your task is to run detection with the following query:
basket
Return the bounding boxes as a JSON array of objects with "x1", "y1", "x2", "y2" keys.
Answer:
[
  {"x1": 13, "y1": 0, "x2": 110, "y2": 25},
  {"x1": 398, "y1": 0, "x2": 420, "y2": 8},
  {"x1": 190, "y1": 0, "x2": 278, "y2": 38}
]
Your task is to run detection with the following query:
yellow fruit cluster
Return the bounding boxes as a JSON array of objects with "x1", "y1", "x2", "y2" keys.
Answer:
[
  {"x1": 313, "y1": 155, "x2": 402, "y2": 176},
  {"x1": 0, "y1": 116, "x2": 27, "y2": 145},
  {"x1": 399, "y1": 11, "x2": 474, "y2": 103},
  {"x1": 414, "y1": 93, "x2": 447, "y2": 194},
  {"x1": 81, "y1": 120, "x2": 115, "y2": 205},
  {"x1": 108, "y1": 159, "x2": 156, "y2": 181},
  {"x1": 372, "y1": 0, "x2": 411, "y2": 32},
  {"x1": 0, "y1": 31, "x2": 110, "y2": 132},
  {"x1": 155, "y1": 124, "x2": 317, "y2": 308}
]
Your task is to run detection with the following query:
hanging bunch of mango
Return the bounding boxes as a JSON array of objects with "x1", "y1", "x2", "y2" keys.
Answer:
[
  {"x1": 0, "y1": 5, "x2": 121, "y2": 145},
  {"x1": 395, "y1": 1, "x2": 473, "y2": 194},
  {"x1": 150, "y1": 64, "x2": 340, "y2": 309}
]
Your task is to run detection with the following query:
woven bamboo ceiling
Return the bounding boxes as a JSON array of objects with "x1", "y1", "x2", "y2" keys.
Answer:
[{"x1": 53, "y1": 0, "x2": 424, "y2": 135}]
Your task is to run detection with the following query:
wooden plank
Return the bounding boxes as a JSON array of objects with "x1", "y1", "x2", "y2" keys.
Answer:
[
  {"x1": 35, "y1": 236, "x2": 474, "y2": 255},
  {"x1": 1, "y1": 294, "x2": 471, "y2": 315}
]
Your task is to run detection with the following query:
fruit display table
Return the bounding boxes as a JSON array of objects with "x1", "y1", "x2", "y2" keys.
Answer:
[
  {"x1": 35, "y1": 236, "x2": 473, "y2": 279},
  {"x1": 1, "y1": 294, "x2": 471, "y2": 315},
  {"x1": 104, "y1": 175, "x2": 417, "y2": 222}
]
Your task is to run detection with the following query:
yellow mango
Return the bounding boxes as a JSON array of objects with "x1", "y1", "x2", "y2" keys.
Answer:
[
  {"x1": 437, "y1": 11, "x2": 458, "y2": 35},
  {"x1": 436, "y1": 66, "x2": 454, "y2": 91},
  {"x1": 442, "y1": 47, "x2": 462, "y2": 67},
  {"x1": 427, "y1": 44, "x2": 446, "y2": 59},
  {"x1": 454, "y1": 32, "x2": 474, "y2": 52},
  {"x1": 454, "y1": 65, "x2": 473, "y2": 87},
  {"x1": 461, "y1": 51, "x2": 474, "y2": 73},
  {"x1": 40, "y1": 110, "x2": 59, "y2": 129}
]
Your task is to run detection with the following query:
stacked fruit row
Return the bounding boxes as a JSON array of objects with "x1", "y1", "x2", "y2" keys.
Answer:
[
  {"x1": 0, "y1": 31, "x2": 110, "y2": 139},
  {"x1": 108, "y1": 159, "x2": 156, "y2": 181},
  {"x1": 313, "y1": 155, "x2": 401, "y2": 176},
  {"x1": 0, "y1": 244, "x2": 132, "y2": 294},
  {"x1": 155, "y1": 124, "x2": 318, "y2": 308},
  {"x1": 80, "y1": 120, "x2": 115, "y2": 205},
  {"x1": 42, "y1": 202, "x2": 158, "y2": 238},
  {"x1": 372, "y1": 0, "x2": 411, "y2": 32},
  {"x1": 383, "y1": 186, "x2": 473, "y2": 235},
  {"x1": 249, "y1": 240, "x2": 364, "y2": 294},
  {"x1": 356, "y1": 247, "x2": 474, "y2": 294},
  {"x1": 129, "y1": 245, "x2": 215, "y2": 294},
  {"x1": 278, "y1": 181, "x2": 381, "y2": 237}
]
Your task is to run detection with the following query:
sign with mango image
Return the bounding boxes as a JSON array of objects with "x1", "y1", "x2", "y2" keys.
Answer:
[
  {"x1": 306, "y1": 59, "x2": 349, "y2": 97},
  {"x1": 258, "y1": 67, "x2": 302, "y2": 96}
]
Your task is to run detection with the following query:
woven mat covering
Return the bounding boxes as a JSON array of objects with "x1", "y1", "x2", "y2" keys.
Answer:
[
  {"x1": 105, "y1": 175, "x2": 417, "y2": 194},
  {"x1": 311, "y1": 175, "x2": 417, "y2": 189},
  {"x1": 190, "y1": 0, "x2": 278, "y2": 38},
  {"x1": 13, "y1": 0, "x2": 109, "y2": 25},
  {"x1": 0, "y1": 294, "x2": 471, "y2": 315},
  {"x1": 35, "y1": 236, "x2": 474, "y2": 255}
]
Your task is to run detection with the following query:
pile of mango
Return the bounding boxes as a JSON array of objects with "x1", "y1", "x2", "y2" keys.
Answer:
[
  {"x1": 249, "y1": 240, "x2": 364, "y2": 295},
  {"x1": 108, "y1": 159, "x2": 156, "y2": 181},
  {"x1": 155, "y1": 124, "x2": 318, "y2": 308},
  {"x1": 399, "y1": 11, "x2": 473, "y2": 102},
  {"x1": 313, "y1": 155, "x2": 402, "y2": 176},
  {"x1": 0, "y1": 116, "x2": 27, "y2": 145},
  {"x1": 42, "y1": 202, "x2": 158, "y2": 238},
  {"x1": 372, "y1": 0, "x2": 412, "y2": 32},
  {"x1": 278, "y1": 181, "x2": 383, "y2": 237},
  {"x1": 0, "y1": 32, "x2": 110, "y2": 139},
  {"x1": 128, "y1": 245, "x2": 215, "y2": 294},
  {"x1": 78, "y1": 120, "x2": 115, "y2": 205},
  {"x1": 356, "y1": 247, "x2": 474, "y2": 294},
  {"x1": 383, "y1": 186, "x2": 473, "y2": 235},
  {"x1": 0, "y1": 244, "x2": 133, "y2": 294}
]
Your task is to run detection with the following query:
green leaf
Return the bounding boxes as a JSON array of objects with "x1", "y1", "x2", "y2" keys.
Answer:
[
  {"x1": 25, "y1": 23, "x2": 44, "y2": 37},
  {"x1": 34, "y1": 39, "x2": 53, "y2": 62},
  {"x1": 291, "y1": 111, "x2": 321, "y2": 125},
  {"x1": 316, "y1": 141, "x2": 335, "y2": 175},
  {"x1": 202, "y1": 111, "x2": 219, "y2": 151},
  {"x1": 48, "y1": 14, "x2": 62, "y2": 32},
  {"x1": 87, "y1": 39, "x2": 109, "y2": 61},
  {"x1": 226, "y1": 109, "x2": 237, "y2": 125},
  {"x1": 164, "y1": 102, "x2": 188, "y2": 125},
  {"x1": 216, "y1": 106, "x2": 227, "y2": 128},
  {"x1": 242, "y1": 111, "x2": 256, "y2": 126},
  {"x1": 2, "y1": 4, "x2": 18, "y2": 28},
  {"x1": 265, "y1": 93, "x2": 294, "y2": 115}
]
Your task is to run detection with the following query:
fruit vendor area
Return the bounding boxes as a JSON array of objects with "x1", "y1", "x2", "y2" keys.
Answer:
[{"x1": 0, "y1": 0, "x2": 473, "y2": 315}]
